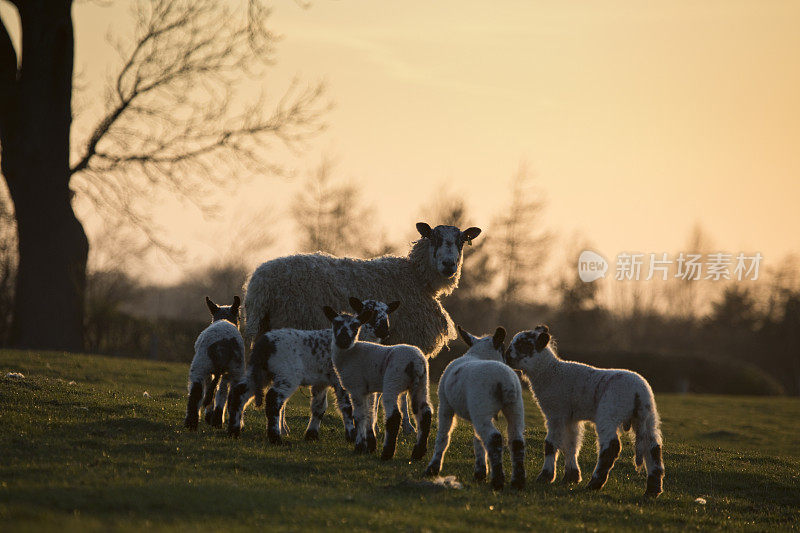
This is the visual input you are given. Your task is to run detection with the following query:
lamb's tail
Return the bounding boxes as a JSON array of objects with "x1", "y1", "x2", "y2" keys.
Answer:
[
  {"x1": 243, "y1": 267, "x2": 271, "y2": 344},
  {"x1": 250, "y1": 334, "x2": 275, "y2": 408},
  {"x1": 632, "y1": 389, "x2": 663, "y2": 472}
]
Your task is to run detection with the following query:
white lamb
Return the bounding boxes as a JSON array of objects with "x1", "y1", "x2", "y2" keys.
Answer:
[
  {"x1": 323, "y1": 304, "x2": 433, "y2": 462},
  {"x1": 423, "y1": 326, "x2": 526, "y2": 490},
  {"x1": 225, "y1": 298, "x2": 399, "y2": 442},
  {"x1": 184, "y1": 296, "x2": 245, "y2": 430},
  {"x1": 505, "y1": 325, "x2": 664, "y2": 497}
]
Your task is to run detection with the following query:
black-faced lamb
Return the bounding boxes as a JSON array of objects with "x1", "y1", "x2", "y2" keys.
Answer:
[
  {"x1": 505, "y1": 325, "x2": 664, "y2": 497},
  {"x1": 323, "y1": 305, "x2": 433, "y2": 461},
  {"x1": 225, "y1": 298, "x2": 397, "y2": 442},
  {"x1": 184, "y1": 296, "x2": 245, "y2": 430},
  {"x1": 423, "y1": 326, "x2": 526, "y2": 490}
]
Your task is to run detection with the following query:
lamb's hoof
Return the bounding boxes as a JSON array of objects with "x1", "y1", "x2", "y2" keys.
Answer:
[
  {"x1": 345, "y1": 428, "x2": 356, "y2": 443},
  {"x1": 645, "y1": 474, "x2": 663, "y2": 498},
  {"x1": 587, "y1": 477, "x2": 606, "y2": 491},
  {"x1": 211, "y1": 408, "x2": 224, "y2": 428},
  {"x1": 267, "y1": 430, "x2": 283, "y2": 445},
  {"x1": 204, "y1": 410, "x2": 214, "y2": 425},
  {"x1": 410, "y1": 444, "x2": 427, "y2": 461},
  {"x1": 563, "y1": 468, "x2": 582, "y2": 485},
  {"x1": 644, "y1": 489, "x2": 662, "y2": 499},
  {"x1": 304, "y1": 429, "x2": 319, "y2": 441},
  {"x1": 354, "y1": 440, "x2": 368, "y2": 454},
  {"x1": 366, "y1": 436, "x2": 377, "y2": 453},
  {"x1": 184, "y1": 417, "x2": 199, "y2": 431},
  {"x1": 473, "y1": 469, "x2": 487, "y2": 482},
  {"x1": 491, "y1": 473, "x2": 505, "y2": 491},
  {"x1": 228, "y1": 426, "x2": 241, "y2": 438},
  {"x1": 535, "y1": 470, "x2": 555, "y2": 484},
  {"x1": 511, "y1": 476, "x2": 526, "y2": 490},
  {"x1": 423, "y1": 464, "x2": 440, "y2": 478},
  {"x1": 380, "y1": 446, "x2": 396, "y2": 461}
]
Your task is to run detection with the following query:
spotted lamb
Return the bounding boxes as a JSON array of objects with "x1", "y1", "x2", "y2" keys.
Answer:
[{"x1": 505, "y1": 325, "x2": 664, "y2": 497}]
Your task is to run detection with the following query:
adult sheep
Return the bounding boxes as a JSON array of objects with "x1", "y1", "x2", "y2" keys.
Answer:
[{"x1": 243, "y1": 222, "x2": 482, "y2": 357}]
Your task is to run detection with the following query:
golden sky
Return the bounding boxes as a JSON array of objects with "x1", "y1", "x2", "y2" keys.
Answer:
[{"x1": 5, "y1": 1, "x2": 800, "y2": 280}]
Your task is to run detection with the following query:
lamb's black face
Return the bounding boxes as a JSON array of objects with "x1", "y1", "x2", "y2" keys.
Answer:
[
  {"x1": 331, "y1": 315, "x2": 362, "y2": 349},
  {"x1": 505, "y1": 326, "x2": 550, "y2": 369}
]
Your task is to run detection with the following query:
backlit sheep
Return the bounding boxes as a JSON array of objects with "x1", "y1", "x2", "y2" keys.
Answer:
[
  {"x1": 184, "y1": 296, "x2": 245, "y2": 430},
  {"x1": 324, "y1": 305, "x2": 432, "y2": 461},
  {"x1": 424, "y1": 326, "x2": 525, "y2": 490},
  {"x1": 505, "y1": 325, "x2": 664, "y2": 497}
]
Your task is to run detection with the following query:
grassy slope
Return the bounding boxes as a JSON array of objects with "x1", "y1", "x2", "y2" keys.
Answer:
[{"x1": 0, "y1": 350, "x2": 798, "y2": 532}]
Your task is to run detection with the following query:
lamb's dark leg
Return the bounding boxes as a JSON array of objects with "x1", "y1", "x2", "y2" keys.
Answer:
[
  {"x1": 211, "y1": 374, "x2": 230, "y2": 427},
  {"x1": 184, "y1": 380, "x2": 203, "y2": 430},
  {"x1": 423, "y1": 402, "x2": 455, "y2": 477},
  {"x1": 365, "y1": 394, "x2": 377, "y2": 453},
  {"x1": 332, "y1": 382, "x2": 356, "y2": 443},
  {"x1": 380, "y1": 392, "x2": 402, "y2": 460},
  {"x1": 305, "y1": 384, "x2": 328, "y2": 441},
  {"x1": 475, "y1": 421, "x2": 505, "y2": 490},
  {"x1": 587, "y1": 430, "x2": 621, "y2": 491},
  {"x1": 264, "y1": 381, "x2": 297, "y2": 445},
  {"x1": 644, "y1": 444, "x2": 664, "y2": 498},
  {"x1": 409, "y1": 390, "x2": 432, "y2": 461},
  {"x1": 537, "y1": 421, "x2": 561, "y2": 483},
  {"x1": 473, "y1": 436, "x2": 488, "y2": 481},
  {"x1": 202, "y1": 374, "x2": 220, "y2": 424}
]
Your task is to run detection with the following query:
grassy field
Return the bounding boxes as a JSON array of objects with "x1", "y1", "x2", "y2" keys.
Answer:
[{"x1": 1, "y1": 350, "x2": 798, "y2": 532}]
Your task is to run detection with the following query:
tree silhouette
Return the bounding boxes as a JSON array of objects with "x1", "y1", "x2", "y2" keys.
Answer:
[{"x1": 0, "y1": 0, "x2": 326, "y2": 350}]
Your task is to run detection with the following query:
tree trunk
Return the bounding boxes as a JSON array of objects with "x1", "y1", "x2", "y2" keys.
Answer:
[{"x1": 0, "y1": 1, "x2": 88, "y2": 351}]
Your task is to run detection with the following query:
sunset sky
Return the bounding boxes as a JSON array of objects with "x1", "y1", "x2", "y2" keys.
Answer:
[{"x1": 5, "y1": 1, "x2": 799, "y2": 281}]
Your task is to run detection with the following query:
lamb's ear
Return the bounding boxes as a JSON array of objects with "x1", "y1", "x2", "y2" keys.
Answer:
[
  {"x1": 206, "y1": 297, "x2": 218, "y2": 315},
  {"x1": 493, "y1": 327, "x2": 506, "y2": 350},
  {"x1": 416, "y1": 222, "x2": 432, "y2": 239},
  {"x1": 457, "y1": 325, "x2": 474, "y2": 347},
  {"x1": 461, "y1": 227, "x2": 482, "y2": 244},
  {"x1": 349, "y1": 297, "x2": 364, "y2": 312},
  {"x1": 387, "y1": 301, "x2": 401, "y2": 314},
  {"x1": 356, "y1": 309, "x2": 374, "y2": 325},
  {"x1": 231, "y1": 296, "x2": 241, "y2": 312},
  {"x1": 322, "y1": 306, "x2": 338, "y2": 323},
  {"x1": 535, "y1": 332, "x2": 551, "y2": 352}
]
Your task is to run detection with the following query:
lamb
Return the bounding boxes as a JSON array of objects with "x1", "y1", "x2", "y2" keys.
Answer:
[
  {"x1": 423, "y1": 326, "x2": 526, "y2": 490},
  {"x1": 184, "y1": 296, "x2": 245, "y2": 430},
  {"x1": 242, "y1": 222, "x2": 482, "y2": 430},
  {"x1": 323, "y1": 304, "x2": 433, "y2": 461},
  {"x1": 225, "y1": 298, "x2": 398, "y2": 442},
  {"x1": 505, "y1": 325, "x2": 664, "y2": 497}
]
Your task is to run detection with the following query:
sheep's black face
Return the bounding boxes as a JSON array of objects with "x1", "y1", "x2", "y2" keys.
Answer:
[{"x1": 417, "y1": 223, "x2": 482, "y2": 279}]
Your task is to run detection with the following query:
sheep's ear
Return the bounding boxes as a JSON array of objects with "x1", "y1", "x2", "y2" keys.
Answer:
[
  {"x1": 535, "y1": 332, "x2": 550, "y2": 352},
  {"x1": 416, "y1": 222, "x2": 432, "y2": 239},
  {"x1": 349, "y1": 297, "x2": 364, "y2": 312},
  {"x1": 461, "y1": 227, "x2": 482, "y2": 245},
  {"x1": 356, "y1": 309, "x2": 374, "y2": 325},
  {"x1": 322, "y1": 306, "x2": 338, "y2": 322},
  {"x1": 206, "y1": 297, "x2": 218, "y2": 315},
  {"x1": 231, "y1": 296, "x2": 241, "y2": 311},
  {"x1": 457, "y1": 325, "x2": 474, "y2": 347},
  {"x1": 387, "y1": 300, "x2": 401, "y2": 314},
  {"x1": 493, "y1": 327, "x2": 506, "y2": 350}
]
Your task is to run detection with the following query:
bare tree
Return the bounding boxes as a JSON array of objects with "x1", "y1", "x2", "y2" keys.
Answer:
[
  {"x1": 290, "y1": 157, "x2": 384, "y2": 258},
  {"x1": 494, "y1": 162, "x2": 551, "y2": 311},
  {"x1": 0, "y1": 0, "x2": 327, "y2": 350}
]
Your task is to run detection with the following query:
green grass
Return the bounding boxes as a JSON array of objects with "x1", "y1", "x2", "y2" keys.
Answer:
[{"x1": 1, "y1": 350, "x2": 798, "y2": 532}]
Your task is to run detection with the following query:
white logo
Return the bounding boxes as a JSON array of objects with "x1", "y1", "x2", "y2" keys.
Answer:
[{"x1": 578, "y1": 250, "x2": 608, "y2": 283}]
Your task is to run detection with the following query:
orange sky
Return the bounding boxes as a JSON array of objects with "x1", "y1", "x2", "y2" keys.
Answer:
[{"x1": 4, "y1": 1, "x2": 799, "y2": 282}]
